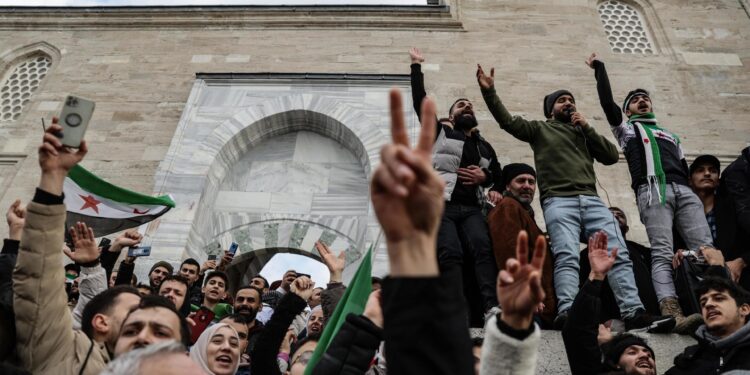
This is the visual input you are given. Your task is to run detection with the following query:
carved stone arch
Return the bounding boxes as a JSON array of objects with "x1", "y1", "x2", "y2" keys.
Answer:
[
  {"x1": 0, "y1": 42, "x2": 61, "y2": 122},
  {"x1": 0, "y1": 41, "x2": 61, "y2": 70}
]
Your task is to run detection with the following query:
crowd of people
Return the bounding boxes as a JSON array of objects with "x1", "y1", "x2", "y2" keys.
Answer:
[{"x1": 0, "y1": 48, "x2": 748, "y2": 375}]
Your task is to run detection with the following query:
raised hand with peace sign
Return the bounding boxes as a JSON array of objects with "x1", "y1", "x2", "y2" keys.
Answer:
[
  {"x1": 497, "y1": 230, "x2": 547, "y2": 329},
  {"x1": 371, "y1": 90, "x2": 444, "y2": 277}
]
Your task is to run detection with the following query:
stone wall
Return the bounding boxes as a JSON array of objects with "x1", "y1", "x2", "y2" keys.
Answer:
[{"x1": 0, "y1": 1, "x2": 747, "y2": 266}]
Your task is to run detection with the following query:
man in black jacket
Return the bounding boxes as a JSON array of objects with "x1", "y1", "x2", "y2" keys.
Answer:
[
  {"x1": 409, "y1": 47, "x2": 501, "y2": 315},
  {"x1": 715, "y1": 148, "x2": 750, "y2": 290},
  {"x1": 586, "y1": 53, "x2": 711, "y2": 333},
  {"x1": 666, "y1": 276, "x2": 750, "y2": 374},
  {"x1": 1, "y1": 199, "x2": 24, "y2": 363}
]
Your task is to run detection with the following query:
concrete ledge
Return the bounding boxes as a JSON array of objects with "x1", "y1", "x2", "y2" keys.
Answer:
[
  {"x1": 0, "y1": 5, "x2": 463, "y2": 30},
  {"x1": 535, "y1": 330, "x2": 696, "y2": 374}
]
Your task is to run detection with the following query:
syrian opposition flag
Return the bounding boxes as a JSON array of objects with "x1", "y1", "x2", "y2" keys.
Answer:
[{"x1": 63, "y1": 164, "x2": 175, "y2": 237}]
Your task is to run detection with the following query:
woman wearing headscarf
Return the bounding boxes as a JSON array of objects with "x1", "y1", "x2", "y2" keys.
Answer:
[{"x1": 190, "y1": 323, "x2": 241, "y2": 375}]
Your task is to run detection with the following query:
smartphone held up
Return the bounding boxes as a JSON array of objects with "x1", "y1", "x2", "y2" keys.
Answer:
[{"x1": 56, "y1": 95, "x2": 95, "y2": 148}]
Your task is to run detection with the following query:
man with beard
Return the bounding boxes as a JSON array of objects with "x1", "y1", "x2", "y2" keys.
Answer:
[
  {"x1": 486, "y1": 163, "x2": 556, "y2": 326},
  {"x1": 114, "y1": 295, "x2": 191, "y2": 356},
  {"x1": 585, "y1": 53, "x2": 710, "y2": 333},
  {"x1": 409, "y1": 48, "x2": 502, "y2": 316},
  {"x1": 232, "y1": 286, "x2": 265, "y2": 354},
  {"x1": 477, "y1": 64, "x2": 671, "y2": 332},
  {"x1": 665, "y1": 276, "x2": 750, "y2": 374},
  {"x1": 158, "y1": 275, "x2": 190, "y2": 316},
  {"x1": 147, "y1": 261, "x2": 173, "y2": 291}
]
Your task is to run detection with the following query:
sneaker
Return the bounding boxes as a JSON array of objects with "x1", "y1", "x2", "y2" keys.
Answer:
[
  {"x1": 625, "y1": 312, "x2": 675, "y2": 333},
  {"x1": 553, "y1": 311, "x2": 569, "y2": 331}
]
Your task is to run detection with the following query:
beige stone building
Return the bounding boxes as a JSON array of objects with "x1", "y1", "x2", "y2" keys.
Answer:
[{"x1": 0, "y1": 0, "x2": 748, "y2": 284}]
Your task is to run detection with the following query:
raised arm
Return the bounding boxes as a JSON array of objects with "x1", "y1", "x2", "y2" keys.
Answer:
[
  {"x1": 14, "y1": 117, "x2": 88, "y2": 372},
  {"x1": 477, "y1": 65, "x2": 540, "y2": 143},
  {"x1": 562, "y1": 231, "x2": 617, "y2": 375},
  {"x1": 374, "y1": 91, "x2": 473, "y2": 375},
  {"x1": 586, "y1": 53, "x2": 623, "y2": 127},
  {"x1": 67, "y1": 222, "x2": 108, "y2": 330},
  {"x1": 409, "y1": 47, "x2": 441, "y2": 140}
]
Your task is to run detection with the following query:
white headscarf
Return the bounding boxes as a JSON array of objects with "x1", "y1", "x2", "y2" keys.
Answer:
[{"x1": 189, "y1": 322, "x2": 240, "y2": 375}]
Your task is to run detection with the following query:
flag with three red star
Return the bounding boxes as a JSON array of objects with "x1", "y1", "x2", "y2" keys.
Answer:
[{"x1": 63, "y1": 164, "x2": 175, "y2": 237}]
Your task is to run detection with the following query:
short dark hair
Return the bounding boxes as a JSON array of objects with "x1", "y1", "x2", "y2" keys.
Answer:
[
  {"x1": 235, "y1": 285, "x2": 263, "y2": 300},
  {"x1": 126, "y1": 295, "x2": 191, "y2": 348},
  {"x1": 180, "y1": 258, "x2": 200, "y2": 271},
  {"x1": 222, "y1": 312, "x2": 251, "y2": 325},
  {"x1": 204, "y1": 271, "x2": 229, "y2": 288},
  {"x1": 471, "y1": 337, "x2": 484, "y2": 348},
  {"x1": 135, "y1": 283, "x2": 152, "y2": 291},
  {"x1": 609, "y1": 206, "x2": 625, "y2": 215},
  {"x1": 251, "y1": 275, "x2": 269, "y2": 288},
  {"x1": 64, "y1": 263, "x2": 80, "y2": 274},
  {"x1": 159, "y1": 275, "x2": 190, "y2": 292},
  {"x1": 696, "y1": 277, "x2": 750, "y2": 310},
  {"x1": 291, "y1": 331, "x2": 321, "y2": 358},
  {"x1": 448, "y1": 98, "x2": 471, "y2": 115},
  {"x1": 371, "y1": 276, "x2": 383, "y2": 286},
  {"x1": 81, "y1": 285, "x2": 140, "y2": 338}
]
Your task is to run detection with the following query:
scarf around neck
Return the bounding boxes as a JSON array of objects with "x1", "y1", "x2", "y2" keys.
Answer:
[{"x1": 629, "y1": 113, "x2": 681, "y2": 205}]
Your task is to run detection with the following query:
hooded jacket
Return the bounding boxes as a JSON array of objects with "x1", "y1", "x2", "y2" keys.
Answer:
[
  {"x1": 666, "y1": 320, "x2": 750, "y2": 374},
  {"x1": 13, "y1": 191, "x2": 111, "y2": 375}
]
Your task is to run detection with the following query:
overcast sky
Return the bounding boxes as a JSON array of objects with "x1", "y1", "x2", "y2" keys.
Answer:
[
  {"x1": 0, "y1": 0, "x2": 424, "y2": 6},
  {"x1": 260, "y1": 253, "x2": 329, "y2": 286}
]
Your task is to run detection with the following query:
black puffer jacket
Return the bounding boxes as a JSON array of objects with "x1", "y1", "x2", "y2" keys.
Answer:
[
  {"x1": 666, "y1": 321, "x2": 750, "y2": 374},
  {"x1": 0, "y1": 239, "x2": 20, "y2": 362},
  {"x1": 250, "y1": 291, "x2": 307, "y2": 375},
  {"x1": 716, "y1": 147, "x2": 750, "y2": 289},
  {"x1": 312, "y1": 313, "x2": 383, "y2": 375}
]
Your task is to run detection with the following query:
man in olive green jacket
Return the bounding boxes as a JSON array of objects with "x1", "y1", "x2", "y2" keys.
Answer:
[{"x1": 475, "y1": 65, "x2": 672, "y2": 332}]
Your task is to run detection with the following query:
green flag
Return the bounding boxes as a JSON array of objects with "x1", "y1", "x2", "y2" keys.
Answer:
[{"x1": 304, "y1": 247, "x2": 373, "y2": 374}]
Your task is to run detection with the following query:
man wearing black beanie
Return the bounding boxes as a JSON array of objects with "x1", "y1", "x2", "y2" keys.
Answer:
[
  {"x1": 487, "y1": 163, "x2": 557, "y2": 326},
  {"x1": 586, "y1": 52, "x2": 710, "y2": 334},
  {"x1": 408, "y1": 48, "x2": 503, "y2": 319},
  {"x1": 477, "y1": 63, "x2": 672, "y2": 332}
]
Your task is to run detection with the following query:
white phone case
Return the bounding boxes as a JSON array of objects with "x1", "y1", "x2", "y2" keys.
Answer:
[{"x1": 58, "y1": 95, "x2": 95, "y2": 148}]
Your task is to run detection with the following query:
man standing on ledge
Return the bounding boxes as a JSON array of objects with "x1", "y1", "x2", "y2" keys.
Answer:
[
  {"x1": 409, "y1": 48, "x2": 502, "y2": 316},
  {"x1": 586, "y1": 53, "x2": 709, "y2": 333},
  {"x1": 477, "y1": 64, "x2": 672, "y2": 332}
]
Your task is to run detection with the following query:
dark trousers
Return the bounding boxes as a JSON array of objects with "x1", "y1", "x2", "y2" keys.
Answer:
[{"x1": 437, "y1": 203, "x2": 498, "y2": 311}]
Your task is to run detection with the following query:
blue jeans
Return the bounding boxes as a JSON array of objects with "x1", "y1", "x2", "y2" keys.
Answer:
[
  {"x1": 543, "y1": 195, "x2": 643, "y2": 319},
  {"x1": 636, "y1": 182, "x2": 714, "y2": 302}
]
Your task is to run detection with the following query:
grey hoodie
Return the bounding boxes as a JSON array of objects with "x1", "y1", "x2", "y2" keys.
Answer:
[{"x1": 694, "y1": 320, "x2": 750, "y2": 350}]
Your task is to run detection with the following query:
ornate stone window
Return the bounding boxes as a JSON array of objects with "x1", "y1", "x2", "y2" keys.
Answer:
[
  {"x1": 598, "y1": 0, "x2": 654, "y2": 54},
  {"x1": 0, "y1": 55, "x2": 51, "y2": 122}
]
